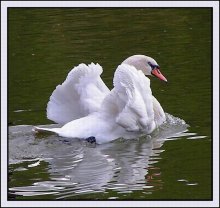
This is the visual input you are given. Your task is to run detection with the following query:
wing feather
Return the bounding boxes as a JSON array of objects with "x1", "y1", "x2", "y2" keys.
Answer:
[
  {"x1": 47, "y1": 63, "x2": 109, "y2": 124},
  {"x1": 101, "y1": 64, "x2": 156, "y2": 133}
]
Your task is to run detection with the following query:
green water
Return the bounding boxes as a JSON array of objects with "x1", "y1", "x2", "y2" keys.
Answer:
[{"x1": 8, "y1": 8, "x2": 212, "y2": 200}]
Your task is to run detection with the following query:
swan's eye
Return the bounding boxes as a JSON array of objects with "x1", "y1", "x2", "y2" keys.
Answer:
[
  {"x1": 148, "y1": 62, "x2": 159, "y2": 70},
  {"x1": 148, "y1": 62, "x2": 153, "y2": 68}
]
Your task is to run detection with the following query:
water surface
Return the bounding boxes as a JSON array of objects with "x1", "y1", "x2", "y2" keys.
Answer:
[{"x1": 8, "y1": 8, "x2": 212, "y2": 200}]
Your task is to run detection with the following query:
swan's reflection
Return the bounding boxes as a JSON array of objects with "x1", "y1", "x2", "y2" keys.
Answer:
[{"x1": 9, "y1": 114, "x2": 190, "y2": 198}]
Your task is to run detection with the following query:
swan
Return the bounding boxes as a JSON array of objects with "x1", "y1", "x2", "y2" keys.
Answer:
[{"x1": 34, "y1": 55, "x2": 168, "y2": 144}]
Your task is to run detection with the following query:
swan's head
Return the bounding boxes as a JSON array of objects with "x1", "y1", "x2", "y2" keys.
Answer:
[{"x1": 122, "y1": 55, "x2": 167, "y2": 82}]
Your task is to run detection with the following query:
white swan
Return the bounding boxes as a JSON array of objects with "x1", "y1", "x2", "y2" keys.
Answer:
[{"x1": 34, "y1": 55, "x2": 168, "y2": 144}]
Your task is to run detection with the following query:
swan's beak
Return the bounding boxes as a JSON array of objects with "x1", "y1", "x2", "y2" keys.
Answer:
[{"x1": 151, "y1": 68, "x2": 167, "y2": 82}]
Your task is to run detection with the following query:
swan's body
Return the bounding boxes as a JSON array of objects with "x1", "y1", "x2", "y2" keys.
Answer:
[{"x1": 35, "y1": 55, "x2": 167, "y2": 144}]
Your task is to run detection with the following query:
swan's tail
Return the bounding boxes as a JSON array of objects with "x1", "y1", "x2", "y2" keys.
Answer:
[{"x1": 33, "y1": 126, "x2": 60, "y2": 135}]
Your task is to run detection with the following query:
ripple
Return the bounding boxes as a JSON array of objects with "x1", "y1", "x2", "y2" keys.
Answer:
[
  {"x1": 177, "y1": 179, "x2": 188, "y2": 182},
  {"x1": 8, "y1": 114, "x2": 206, "y2": 199},
  {"x1": 13, "y1": 109, "x2": 32, "y2": 113},
  {"x1": 108, "y1": 196, "x2": 118, "y2": 199},
  {"x1": 11, "y1": 191, "x2": 59, "y2": 197},
  {"x1": 186, "y1": 182, "x2": 198, "y2": 186},
  {"x1": 28, "y1": 159, "x2": 42, "y2": 168},
  {"x1": 187, "y1": 136, "x2": 207, "y2": 140}
]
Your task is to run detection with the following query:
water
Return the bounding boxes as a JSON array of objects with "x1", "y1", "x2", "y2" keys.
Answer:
[{"x1": 8, "y1": 8, "x2": 212, "y2": 200}]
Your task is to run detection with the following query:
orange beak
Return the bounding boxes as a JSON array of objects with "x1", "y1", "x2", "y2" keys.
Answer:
[{"x1": 151, "y1": 68, "x2": 167, "y2": 82}]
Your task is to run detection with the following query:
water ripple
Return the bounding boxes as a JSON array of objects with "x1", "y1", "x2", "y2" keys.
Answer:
[{"x1": 9, "y1": 113, "x2": 206, "y2": 199}]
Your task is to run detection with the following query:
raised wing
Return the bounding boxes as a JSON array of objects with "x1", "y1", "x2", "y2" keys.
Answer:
[
  {"x1": 47, "y1": 63, "x2": 110, "y2": 124},
  {"x1": 101, "y1": 64, "x2": 156, "y2": 133}
]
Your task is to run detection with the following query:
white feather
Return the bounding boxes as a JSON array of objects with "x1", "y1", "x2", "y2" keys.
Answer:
[
  {"x1": 102, "y1": 64, "x2": 156, "y2": 133},
  {"x1": 35, "y1": 55, "x2": 167, "y2": 144},
  {"x1": 47, "y1": 63, "x2": 110, "y2": 124}
]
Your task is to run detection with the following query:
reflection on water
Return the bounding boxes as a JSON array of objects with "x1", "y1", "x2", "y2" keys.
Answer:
[{"x1": 9, "y1": 114, "x2": 205, "y2": 199}]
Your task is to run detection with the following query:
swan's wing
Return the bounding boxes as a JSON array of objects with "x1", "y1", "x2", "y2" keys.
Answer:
[
  {"x1": 47, "y1": 63, "x2": 110, "y2": 124},
  {"x1": 101, "y1": 64, "x2": 156, "y2": 133},
  {"x1": 152, "y1": 96, "x2": 166, "y2": 126}
]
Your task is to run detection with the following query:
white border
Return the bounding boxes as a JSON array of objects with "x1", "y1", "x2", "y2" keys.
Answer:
[
  {"x1": 212, "y1": 2, "x2": 220, "y2": 207},
  {"x1": 1, "y1": 1, "x2": 219, "y2": 207},
  {"x1": 1, "y1": 1, "x2": 219, "y2": 8}
]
